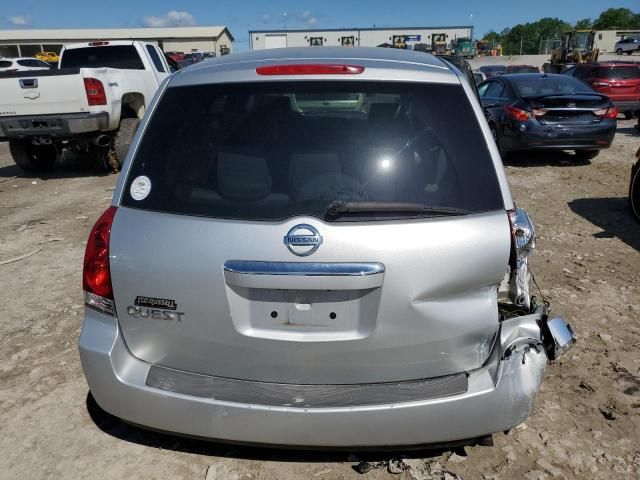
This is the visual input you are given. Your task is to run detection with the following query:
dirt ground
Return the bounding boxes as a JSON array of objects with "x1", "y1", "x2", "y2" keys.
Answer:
[{"x1": 0, "y1": 121, "x2": 639, "y2": 480}]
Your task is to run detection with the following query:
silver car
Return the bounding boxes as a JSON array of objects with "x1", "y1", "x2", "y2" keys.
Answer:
[
  {"x1": 79, "y1": 47, "x2": 575, "y2": 447},
  {"x1": 614, "y1": 36, "x2": 640, "y2": 55}
]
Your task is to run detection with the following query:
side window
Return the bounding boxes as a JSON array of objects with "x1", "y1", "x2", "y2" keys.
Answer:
[
  {"x1": 146, "y1": 45, "x2": 166, "y2": 73},
  {"x1": 573, "y1": 68, "x2": 590, "y2": 80},
  {"x1": 485, "y1": 82, "x2": 504, "y2": 98},
  {"x1": 477, "y1": 82, "x2": 490, "y2": 97}
]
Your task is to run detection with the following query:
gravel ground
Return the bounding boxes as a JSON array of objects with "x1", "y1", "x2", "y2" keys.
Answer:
[{"x1": 0, "y1": 120, "x2": 639, "y2": 479}]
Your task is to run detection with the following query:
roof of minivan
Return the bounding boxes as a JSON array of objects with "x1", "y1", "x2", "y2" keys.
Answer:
[{"x1": 170, "y1": 47, "x2": 461, "y2": 87}]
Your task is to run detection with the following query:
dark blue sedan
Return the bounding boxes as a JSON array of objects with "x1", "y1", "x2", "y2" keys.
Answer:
[{"x1": 478, "y1": 74, "x2": 617, "y2": 160}]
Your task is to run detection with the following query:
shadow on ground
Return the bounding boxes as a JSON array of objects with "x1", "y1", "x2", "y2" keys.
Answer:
[
  {"x1": 86, "y1": 393, "x2": 475, "y2": 463},
  {"x1": 616, "y1": 126, "x2": 639, "y2": 138},
  {"x1": 503, "y1": 150, "x2": 592, "y2": 168},
  {"x1": 0, "y1": 152, "x2": 112, "y2": 179},
  {"x1": 569, "y1": 196, "x2": 640, "y2": 252}
]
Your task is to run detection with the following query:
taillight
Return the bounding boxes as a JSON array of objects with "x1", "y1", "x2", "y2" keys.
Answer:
[
  {"x1": 256, "y1": 64, "x2": 365, "y2": 75},
  {"x1": 88, "y1": 41, "x2": 109, "y2": 46},
  {"x1": 504, "y1": 105, "x2": 532, "y2": 122},
  {"x1": 83, "y1": 206, "x2": 117, "y2": 315},
  {"x1": 508, "y1": 208, "x2": 536, "y2": 307},
  {"x1": 594, "y1": 105, "x2": 618, "y2": 119},
  {"x1": 83, "y1": 77, "x2": 107, "y2": 106}
]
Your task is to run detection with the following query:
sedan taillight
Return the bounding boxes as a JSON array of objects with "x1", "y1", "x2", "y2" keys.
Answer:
[
  {"x1": 504, "y1": 105, "x2": 532, "y2": 122},
  {"x1": 595, "y1": 106, "x2": 618, "y2": 119}
]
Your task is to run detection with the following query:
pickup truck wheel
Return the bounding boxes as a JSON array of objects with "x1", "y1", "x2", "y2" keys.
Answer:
[
  {"x1": 113, "y1": 118, "x2": 141, "y2": 170},
  {"x1": 9, "y1": 140, "x2": 56, "y2": 172}
]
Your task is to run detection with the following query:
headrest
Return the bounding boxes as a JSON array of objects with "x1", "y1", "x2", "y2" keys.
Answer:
[{"x1": 217, "y1": 152, "x2": 271, "y2": 201}]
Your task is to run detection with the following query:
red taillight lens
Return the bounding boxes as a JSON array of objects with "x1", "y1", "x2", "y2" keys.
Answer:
[
  {"x1": 83, "y1": 206, "x2": 117, "y2": 300},
  {"x1": 88, "y1": 41, "x2": 109, "y2": 46},
  {"x1": 595, "y1": 106, "x2": 618, "y2": 119},
  {"x1": 83, "y1": 77, "x2": 107, "y2": 106},
  {"x1": 256, "y1": 64, "x2": 365, "y2": 76},
  {"x1": 504, "y1": 105, "x2": 531, "y2": 122}
]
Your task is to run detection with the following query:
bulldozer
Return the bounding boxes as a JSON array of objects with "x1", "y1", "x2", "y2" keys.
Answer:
[{"x1": 543, "y1": 30, "x2": 599, "y2": 73}]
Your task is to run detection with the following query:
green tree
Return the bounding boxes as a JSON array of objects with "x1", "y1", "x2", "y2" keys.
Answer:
[
  {"x1": 592, "y1": 8, "x2": 640, "y2": 30},
  {"x1": 501, "y1": 18, "x2": 571, "y2": 55},
  {"x1": 574, "y1": 18, "x2": 593, "y2": 30}
]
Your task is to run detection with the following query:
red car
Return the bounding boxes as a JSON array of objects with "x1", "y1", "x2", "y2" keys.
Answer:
[
  {"x1": 165, "y1": 51, "x2": 185, "y2": 62},
  {"x1": 568, "y1": 62, "x2": 640, "y2": 118}
]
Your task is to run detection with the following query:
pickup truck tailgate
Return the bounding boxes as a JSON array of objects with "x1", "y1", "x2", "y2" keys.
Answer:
[{"x1": 0, "y1": 70, "x2": 89, "y2": 116}]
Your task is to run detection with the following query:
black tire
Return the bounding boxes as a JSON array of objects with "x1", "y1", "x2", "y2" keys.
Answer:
[
  {"x1": 624, "y1": 111, "x2": 634, "y2": 120},
  {"x1": 630, "y1": 161, "x2": 640, "y2": 222},
  {"x1": 627, "y1": 51, "x2": 633, "y2": 56},
  {"x1": 574, "y1": 149, "x2": 599, "y2": 160},
  {"x1": 616, "y1": 48, "x2": 623, "y2": 55},
  {"x1": 113, "y1": 118, "x2": 141, "y2": 170},
  {"x1": 9, "y1": 140, "x2": 56, "y2": 172}
]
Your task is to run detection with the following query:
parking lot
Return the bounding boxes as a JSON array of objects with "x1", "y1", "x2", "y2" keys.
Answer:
[{"x1": 0, "y1": 113, "x2": 638, "y2": 479}]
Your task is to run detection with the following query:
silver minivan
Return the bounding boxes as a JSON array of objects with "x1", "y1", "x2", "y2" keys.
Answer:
[{"x1": 79, "y1": 47, "x2": 575, "y2": 447}]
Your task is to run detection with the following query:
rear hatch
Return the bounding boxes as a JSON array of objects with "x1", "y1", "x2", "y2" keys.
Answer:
[
  {"x1": 112, "y1": 77, "x2": 510, "y2": 385},
  {"x1": 0, "y1": 69, "x2": 89, "y2": 116},
  {"x1": 591, "y1": 66, "x2": 640, "y2": 101}
]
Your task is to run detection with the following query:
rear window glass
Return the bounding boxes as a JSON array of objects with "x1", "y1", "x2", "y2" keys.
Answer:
[
  {"x1": 593, "y1": 66, "x2": 640, "y2": 80},
  {"x1": 0, "y1": 60, "x2": 13, "y2": 68},
  {"x1": 122, "y1": 81, "x2": 504, "y2": 221},
  {"x1": 510, "y1": 75, "x2": 595, "y2": 97},
  {"x1": 60, "y1": 45, "x2": 144, "y2": 69},
  {"x1": 506, "y1": 66, "x2": 539, "y2": 73}
]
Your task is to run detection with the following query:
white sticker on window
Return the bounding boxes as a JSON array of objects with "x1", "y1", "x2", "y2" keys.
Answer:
[{"x1": 130, "y1": 176, "x2": 151, "y2": 200}]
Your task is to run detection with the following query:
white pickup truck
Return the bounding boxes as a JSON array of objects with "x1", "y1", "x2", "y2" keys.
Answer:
[{"x1": 0, "y1": 40, "x2": 171, "y2": 171}]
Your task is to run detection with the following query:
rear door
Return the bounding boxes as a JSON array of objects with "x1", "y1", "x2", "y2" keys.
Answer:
[{"x1": 111, "y1": 78, "x2": 510, "y2": 385}]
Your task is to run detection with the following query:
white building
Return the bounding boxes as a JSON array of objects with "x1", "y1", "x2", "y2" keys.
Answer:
[
  {"x1": 249, "y1": 26, "x2": 474, "y2": 50},
  {"x1": 594, "y1": 29, "x2": 640, "y2": 53},
  {"x1": 0, "y1": 26, "x2": 234, "y2": 58}
]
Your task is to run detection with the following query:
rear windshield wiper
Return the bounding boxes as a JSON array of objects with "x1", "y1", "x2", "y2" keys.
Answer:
[{"x1": 325, "y1": 201, "x2": 472, "y2": 220}]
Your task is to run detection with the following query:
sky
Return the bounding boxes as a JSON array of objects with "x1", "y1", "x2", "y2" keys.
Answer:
[{"x1": 2, "y1": 0, "x2": 638, "y2": 50}]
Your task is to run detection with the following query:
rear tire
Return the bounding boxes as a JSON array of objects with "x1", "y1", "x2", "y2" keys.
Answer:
[
  {"x1": 624, "y1": 111, "x2": 634, "y2": 120},
  {"x1": 112, "y1": 118, "x2": 141, "y2": 171},
  {"x1": 630, "y1": 161, "x2": 640, "y2": 222},
  {"x1": 9, "y1": 140, "x2": 56, "y2": 172},
  {"x1": 574, "y1": 149, "x2": 599, "y2": 161}
]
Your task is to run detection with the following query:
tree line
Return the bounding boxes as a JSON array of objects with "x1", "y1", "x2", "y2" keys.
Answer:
[{"x1": 482, "y1": 8, "x2": 640, "y2": 55}]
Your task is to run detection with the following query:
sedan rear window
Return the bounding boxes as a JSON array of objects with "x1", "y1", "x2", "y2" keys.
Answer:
[
  {"x1": 122, "y1": 81, "x2": 503, "y2": 221},
  {"x1": 593, "y1": 66, "x2": 640, "y2": 80},
  {"x1": 510, "y1": 75, "x2": 595, "y2": 97},
  {"x1": 60, "y1": 46, "x2": 144, "y2": 70}
]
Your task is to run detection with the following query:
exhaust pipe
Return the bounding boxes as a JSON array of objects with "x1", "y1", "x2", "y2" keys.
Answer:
[{"x1": 92, "y1": 134, "x2": 111, "y2": 147}]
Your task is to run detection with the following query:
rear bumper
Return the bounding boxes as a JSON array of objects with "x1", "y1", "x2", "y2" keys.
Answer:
[
  {"x1": 503, "y1": 120, "x2": 616, "y2": 151},
  {"x1": 612, "y1": 100, "x2": 640, "y2": 113},
  {"x1": 79, "y1": 307, "x2": 574, "y2": 447},
  {"x1": 0, "y1": 112, "x2": 109, "y2": 139}
]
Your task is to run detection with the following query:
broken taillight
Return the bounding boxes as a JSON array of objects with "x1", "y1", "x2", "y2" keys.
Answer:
[
  {"x1": 83, "y1": 206, "x2": 117, "y2": 315},
  {"x1": 508, "y1": 208, "x2": 536, "y2": 308}
]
